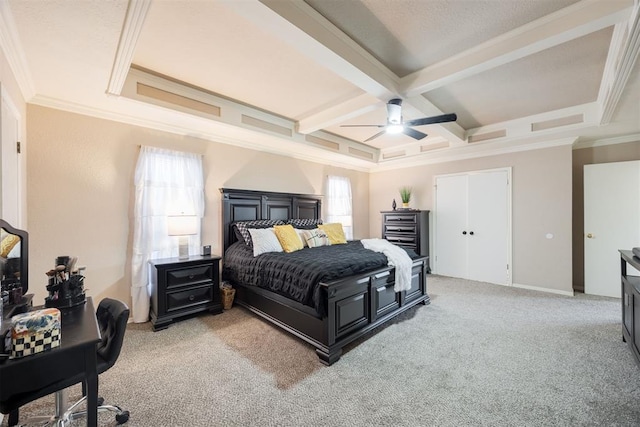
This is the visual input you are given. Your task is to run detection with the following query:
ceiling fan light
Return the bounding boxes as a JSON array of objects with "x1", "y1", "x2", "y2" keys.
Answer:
[{"x1": 386, "y1": 124, "x2": 404, "y2": 134}]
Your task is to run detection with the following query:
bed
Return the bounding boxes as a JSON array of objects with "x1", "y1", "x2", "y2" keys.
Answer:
[{"x1": 220, "y1": 188, "x2": 430, "y2": 365}]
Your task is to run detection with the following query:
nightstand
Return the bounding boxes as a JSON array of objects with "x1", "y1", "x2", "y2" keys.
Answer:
[{"x1": 149, "y1": 255, "x2": 222, "y2": 331}]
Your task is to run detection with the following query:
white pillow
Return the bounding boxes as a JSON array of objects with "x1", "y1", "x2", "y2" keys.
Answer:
[
  {"x1": 295, "y1": 228, "x2": 308, "y2": 248},
  {"x1": 248, "y1": 228, "x2": 283, "y2": 257}
]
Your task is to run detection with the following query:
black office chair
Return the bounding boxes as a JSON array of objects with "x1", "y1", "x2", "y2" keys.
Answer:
[{"x1": 2, "y1": 298, "x2": 130, "y2": 426}]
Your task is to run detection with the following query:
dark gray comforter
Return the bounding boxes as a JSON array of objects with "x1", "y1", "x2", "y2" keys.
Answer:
[{"x1": 222, "y1": 240, "x2": 416, "y2": 316}]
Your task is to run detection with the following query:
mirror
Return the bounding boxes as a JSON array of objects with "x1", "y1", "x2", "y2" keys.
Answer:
[{"x1": 0, "y1": 219, "x2": 28, "y2": 306}]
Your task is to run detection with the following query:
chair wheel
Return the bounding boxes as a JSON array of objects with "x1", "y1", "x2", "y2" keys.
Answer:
[
  {"x1": 115, "y1": 410, "x2": 130, "y2": 424},
  {"x1": 97, "y1": 396, "x2": 105, "y2": 406}
]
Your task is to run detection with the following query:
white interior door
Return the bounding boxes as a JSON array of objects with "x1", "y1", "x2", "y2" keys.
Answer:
[
  {"x1": 468, "y1": 171, "x2": 509, "y2": 284},
  {"x1": 584, "y1": 161, "x2": 640, "y2": 298},
  {"x1": 435, "y1": 169, "x2": 511, "y2": 285},
  {"x1": 435, "y1": 174, "x2": 468, "y2": 279},
  {"x1": 1, "y1": 88, "x2": 21, "y2": 226}
]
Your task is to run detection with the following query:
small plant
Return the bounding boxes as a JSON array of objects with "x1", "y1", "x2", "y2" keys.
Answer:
[{"x1": 399, "y1": 186, "x2": 412, "y2": 204}]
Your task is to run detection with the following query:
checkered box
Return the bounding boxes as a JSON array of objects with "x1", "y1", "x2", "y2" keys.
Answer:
[{"x1": 10, "y1": 308, "x2": 61, "y2": 359}]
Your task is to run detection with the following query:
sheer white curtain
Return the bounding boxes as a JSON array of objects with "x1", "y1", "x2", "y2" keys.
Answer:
[
  {"x1": 131, "y1": 146, "x2": 204, "y2": 323},
  {"x1": 326, "y1": 175, "x2": 353, "y2": 240}
]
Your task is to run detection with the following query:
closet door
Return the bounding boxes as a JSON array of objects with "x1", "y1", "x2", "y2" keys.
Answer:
[
  {"x1": 467, "y1": 171, "x2": 509, "y2": 284},
  {"x1": 435, "y1": 169, "x2": 510, "y2": 285},
  {"x1": 435, "y1": 175, "x2": 468, "y2": 279}
]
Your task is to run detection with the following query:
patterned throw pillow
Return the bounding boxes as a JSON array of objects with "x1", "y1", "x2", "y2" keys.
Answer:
[
  {"x1": 301, "y1": 228, "x2": 331, "y2": 248},
  {"x1": 318, "y1": 223, "x2": 347, "y2": 244},
  {"x1": 287, "y1": 218, "x2": 323, "y2": 230},
  {"x1": 248, "y1": 228, "x2": 283, "y2": 256},
  {"x1": 234, "y1": 220, "x2": 285, "y2": 246},
  {"x1": 274, "y1": 224, "x2": 304, "y2": 253}
]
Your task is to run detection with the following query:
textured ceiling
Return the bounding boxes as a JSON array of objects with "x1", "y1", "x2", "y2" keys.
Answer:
[
  {"x1": 3, "y1": 0, "x2": 639, "y2": 169},
  {"x1": 426, "y1": 26, "x2": 613, "y2": 129},
  {"x1": 305, "y1": 0, "x2": 582, "y2": 76}
]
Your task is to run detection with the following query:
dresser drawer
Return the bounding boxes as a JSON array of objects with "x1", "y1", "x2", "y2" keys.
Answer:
[
  {"x1": 384, "y1": 224, "x2": 417, "y2": 234},
  {"x1": 384, "y1": 234, "x2": 417, "y2": 245},
  {"x1": 384, "y1": 213, "x2": 417, "y2": 223},
  {"x1": 166, "y1": 284, "x2": 214, "y2": 312},
  {"x1": 166, "y1": 264, "x2": 213, "y2": 289}
]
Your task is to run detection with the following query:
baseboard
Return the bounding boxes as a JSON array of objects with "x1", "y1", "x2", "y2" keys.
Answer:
[{"x1": 512, "y1": 282, "x2": 574, "y2": 297}]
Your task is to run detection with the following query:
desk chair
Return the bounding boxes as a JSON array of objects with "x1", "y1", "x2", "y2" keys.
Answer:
[{"x1": 2, "y1": 298, "x2": 130, "y2": 426}]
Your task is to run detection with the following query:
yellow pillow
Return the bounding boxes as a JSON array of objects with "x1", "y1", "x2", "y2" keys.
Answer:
[
  {"x1": 318, "y1": 223, "x2": 347, "y2": 244},
  {"x1": 0, "y1": 234, "x2": 20, "y2": 258},
  {"x1": 274, "y1": 224, "x2": 304, "y2": 253}
]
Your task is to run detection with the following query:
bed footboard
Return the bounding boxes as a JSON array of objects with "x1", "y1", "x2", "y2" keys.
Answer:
[{"x1": 231, "y1": 256, "x2": 429, "y2": 365}]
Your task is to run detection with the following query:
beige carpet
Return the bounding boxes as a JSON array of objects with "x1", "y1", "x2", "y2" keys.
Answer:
[{"x1": 4, "y1": 276, "x2": 640, "y2": 426}]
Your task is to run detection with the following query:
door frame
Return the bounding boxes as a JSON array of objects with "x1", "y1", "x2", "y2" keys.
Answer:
[{"x1": 433, "y1": 167, "x2": 513, "y2": 285}]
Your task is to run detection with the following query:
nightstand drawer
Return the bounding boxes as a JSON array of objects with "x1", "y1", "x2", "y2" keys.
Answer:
[
  {"x1": 166, "y1": 284, "x2": 213, "y2": 312},
  {"x1": 166, "y1": 265, "x2": 213, "y2": 289}
]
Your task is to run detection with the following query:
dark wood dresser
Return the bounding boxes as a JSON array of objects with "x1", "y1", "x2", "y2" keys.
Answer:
[
  {"x1": 620, "y1": 250, "x2": 640, "y2": 365},
  {"x1": 381, "y1": 210, "x2": 430, "y2": 272},
  {"x1": 149, "y1": 255, "x2": 222, "y2": 331}
]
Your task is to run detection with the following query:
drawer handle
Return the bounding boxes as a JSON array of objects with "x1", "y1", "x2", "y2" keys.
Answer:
[
  {"x1": 189, "y1": 294, "x2": 195, "y2": 301},
  {"x1": 188, "y1": 274, "x2": 195, "y2": 279}
]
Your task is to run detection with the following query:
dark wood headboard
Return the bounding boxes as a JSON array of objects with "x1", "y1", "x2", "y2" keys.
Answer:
[{"x1": 220, "y1": 188, "x2": 322, "y2": 253}]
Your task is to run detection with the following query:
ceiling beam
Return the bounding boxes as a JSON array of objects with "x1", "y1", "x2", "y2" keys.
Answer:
[
  {"x1": 597, "y1": 3, "x2": 640, "y2": 124},
  {"x1": 296, "y1": 92, "x2": 380, "y2": 134},
  {"x1": 401, "y1": 0, "x2": 635, "y2": 97},
  {"x1": 233, "y1": 0, "x2": 398, "y2": 99},
  {"x1": 106, "y1": 0, "x2": 152, "y2": 96}
]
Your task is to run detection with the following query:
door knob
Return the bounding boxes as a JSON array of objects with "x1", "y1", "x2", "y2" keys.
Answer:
[
  {"x1": 469, "y1": 231, "x2": 474, "y2": 236},
  {"x1": 462, "y1": 231, "x2": 467, "y2": 235},
  {"x1": 586, "y1": 233, "x2": 593, "y2": 239}
]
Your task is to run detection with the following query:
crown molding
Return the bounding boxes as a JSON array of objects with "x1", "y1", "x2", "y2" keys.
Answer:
[
  {"x1": 0, "y1": 1, "x2": 35, "y2": 100},
  {"x1": 370, "y1": 137, "x2": 577, "y2": 173},
  {"x1": 573, "y1": 133, "x2": 640, "y2": 149}
]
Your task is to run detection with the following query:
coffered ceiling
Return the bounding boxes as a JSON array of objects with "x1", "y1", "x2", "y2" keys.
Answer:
[{"x1": 1, "y1": 0, "x2": 639, "y2": 171}]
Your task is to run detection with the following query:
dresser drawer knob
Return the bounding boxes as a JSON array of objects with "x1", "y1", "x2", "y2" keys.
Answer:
[
  {"x1": 188, "y1": 274, "x2": 194, "y2": 279},
  {"x1": 189, "y1": 294, "x2": 195, "y2": 301}
]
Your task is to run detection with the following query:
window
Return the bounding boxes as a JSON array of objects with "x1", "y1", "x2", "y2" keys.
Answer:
[
  {"x1": 326, "y1": 175, "x2": 353, "y2": 240},
  {"x1": 131, "y1": 146, "x2": 204, "y2": 322}
]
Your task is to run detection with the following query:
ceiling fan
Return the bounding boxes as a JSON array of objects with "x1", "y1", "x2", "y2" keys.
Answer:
[{"x1": 341, "y1": 98, "x2": 457, "y2": 142}]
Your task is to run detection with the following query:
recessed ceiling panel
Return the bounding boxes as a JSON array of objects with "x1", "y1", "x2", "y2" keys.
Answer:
[
  {"x1": 305, "y1": 0, "x2": 581, "y2": 77},
  {"x1": 425, "y1": 26, "x2": 614, "y2": 129},
  {"x1": 133, "y1": 1, "x2": 361, "y2": 120}
]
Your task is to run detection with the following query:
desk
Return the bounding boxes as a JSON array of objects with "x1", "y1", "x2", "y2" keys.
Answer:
[{"x1": 0, "y1": 297, "x2": 100, "y2": 426}]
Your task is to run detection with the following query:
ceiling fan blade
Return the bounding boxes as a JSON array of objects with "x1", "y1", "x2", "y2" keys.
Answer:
[
  {"x1": 403, "y1": 127, "x2": 428, "y2": 140},
  {"x1": 405, "y1": 113, "x2": 457, "y2": 127},
  {"x1": 364, "y1": 130, "x2": 387, "y2": 142},
  {"x1": 340, "y1": 124, "x2": 386, "y2": 128}
]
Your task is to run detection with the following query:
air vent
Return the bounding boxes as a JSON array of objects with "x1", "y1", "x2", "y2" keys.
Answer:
[
  {"x1": 136, "y1": 83, "x2": 220, "y2": 117},
  {"x1": 241, "y1": 115, "x2": 292, "y2": 137},
  {"x1": 420, "y1": 142, "x2": 448, "y2": 152},
  {"x1": 531, "y1": 114, "x2": 583, "y2": 132},
  {"x1": 305, "y1": 135, "x2": 339, "y2": 151},
  {"x1": 348, "y1": 147, "x2": 374, "y2": 160},
  {"x1": 468, "y1": 129, "x2": 507, "y2": 143},
  {"x1": 382, "y1": 151, "x2": 405, "y2": 159}
]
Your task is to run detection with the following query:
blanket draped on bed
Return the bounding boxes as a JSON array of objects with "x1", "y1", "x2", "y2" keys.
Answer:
[{"x1": 361, "y1": 238, "x2": 413, "y2": 292}]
